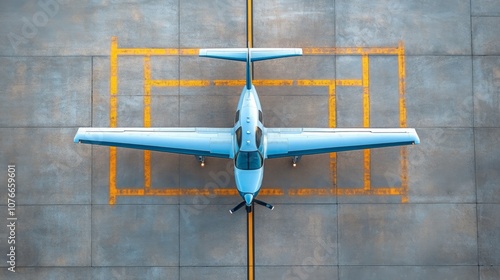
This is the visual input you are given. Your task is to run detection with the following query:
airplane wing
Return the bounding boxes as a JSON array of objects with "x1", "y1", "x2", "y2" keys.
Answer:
[
  {"x1": 265, "y1": 128, "x2": 419, "y2": 158},
  {"x1": 74, "y1": 127, "x2": 234, "y2": 158}
]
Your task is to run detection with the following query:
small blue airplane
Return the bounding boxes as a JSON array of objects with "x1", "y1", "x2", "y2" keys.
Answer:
[{"x1": 74, "y1": 48, "x2": 420, "y2": 213}]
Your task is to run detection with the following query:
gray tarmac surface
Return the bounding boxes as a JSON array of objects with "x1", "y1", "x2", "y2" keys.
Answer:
[{"x1": 0, "y1": 0, "x2": 499, "y2": 279}]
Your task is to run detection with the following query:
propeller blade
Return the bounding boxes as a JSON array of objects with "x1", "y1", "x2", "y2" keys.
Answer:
[
  {"x1": 229, "y1": 201, "x2": 246, "y2": 214},
  {"x1": 254, "y1": 199, "x2": 274, "y2": 210}
]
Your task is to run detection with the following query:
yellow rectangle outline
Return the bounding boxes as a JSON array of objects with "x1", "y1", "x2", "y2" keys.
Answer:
[{"x1": 109, "y1": 37, "x2": 408, "y2": 204}]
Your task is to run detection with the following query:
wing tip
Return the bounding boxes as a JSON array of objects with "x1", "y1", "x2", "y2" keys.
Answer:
[
  {"x1": 409, "y1": 129, "x2": 420, "y2": 145},
  {"x1": 74, "y1": 127, "x2": 86, "y2": 143}
]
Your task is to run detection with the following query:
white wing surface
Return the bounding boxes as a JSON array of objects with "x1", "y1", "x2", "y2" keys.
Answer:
[
  {"x1": 74, "y1": 127, "x2": 234, "y2": 158},
  {"x1": 265, "y1": 128, "x2": 420, "y2": 158}
]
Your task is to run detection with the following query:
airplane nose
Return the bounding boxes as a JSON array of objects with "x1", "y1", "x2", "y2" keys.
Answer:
[{"x1": 244, "y1": 193, "x2": 254, "y2": 206}]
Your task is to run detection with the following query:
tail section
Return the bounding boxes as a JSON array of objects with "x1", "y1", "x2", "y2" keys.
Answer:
[
  {"x1": 200, "y1": 48, "x2": 302, "y2": 89},
  {"x1": 199, "y1": 48, "x2": 302, "y2": 62}
]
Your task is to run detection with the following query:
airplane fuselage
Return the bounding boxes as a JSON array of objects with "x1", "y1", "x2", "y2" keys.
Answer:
[{"x1": 233, "y1": 85, "x2": 265, "y2": 206}]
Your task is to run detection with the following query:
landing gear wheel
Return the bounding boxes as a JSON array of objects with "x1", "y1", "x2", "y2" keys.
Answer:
[
  {"x1": 196, "y1": 156, "x2": 206, "y2": 167},
  {"x1": 292, "y1": 156, "x2": 301, "y2": 167}
]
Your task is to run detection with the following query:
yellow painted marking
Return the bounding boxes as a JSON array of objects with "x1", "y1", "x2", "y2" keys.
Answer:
[
  {"x1": 398, "y1": 41, "x2": 409, "y2": 203},
  {"x1": 111, "y1": 188, "x2": 282, "y2": 197},
  {"x1": 109, "y1": 37, "x2": 119, "y2": 205},
  {"x1": 362, "y1": 54, "x2": 370, "y2": 127},
  {"x1": 148, "y1": 80, "x2": 210, "y2": 87},
  {"x1": 337, "y1": 187, "x2": 406, "y2": 196},
  {"x1": 362, "y1": 54, "x2": 371, "y2": 190},
  {"x1": 247, "y1": 208, "x2": 254, "y2": 280},
  {"x1": 400, "y1": 147, "x2": 409, "y2": 203},
  {"x1": 288, "y1": 188, "x2": 334, "y2": 196},
  {"x1": 117, "y1": 48, "x2": 199, "y2": 56},
  {"x1": 214, "y1": 80, "x2": 246, "y2": 87},
  {"x1": 254, "y1": 80, "x2": 293, "y2": 86},
  {"x1": 247, "y1": 1, "x2": 255, "y2": 278},
  {"x1": 143, "y1": 56, "x2": 152, "y2": 189},
  {"x1": 287, "y1": 187, "x2": 407, "y2": 196},
  {"x1": 328, "y1": 83, "x2": 338, "y2": 195},
  {"x1": 109, "y1": 147, "x2": 117, "y2": 205},
  {"x1": 214, "y1": 80, "x2": 294, "y2": 87},
  {"x1": 143, "y1": 56, "x2": 152, "y2": 127},
  {"x1": 336, "y1": 79, "x2": 362, "y2": 86},
  {"x1": 398, "y1": 41, "x2": 407, "y2": 128},
  {"x1": 107, "y1": 37, "x2": 411, "y2": 204},
  {"x1": 328, "y1": 83, "x2": 336, "y2": 129},
  {"x1": 303, "y1": 47, "x2": 400, "y2": 55},
  {"x1": 297, "y1": 79, "x2": 333, "y2": 86},
  {"x1": 247, "y1": 0, "x2": 253, "y2": 48}
]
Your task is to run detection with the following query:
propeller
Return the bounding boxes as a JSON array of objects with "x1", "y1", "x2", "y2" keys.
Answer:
[
  {"x1": 229, "y1": 197, "x2": 274, "y2": 214},
  {"x1": 229, "y1": 201, "x2": 246, "y2": 214}
]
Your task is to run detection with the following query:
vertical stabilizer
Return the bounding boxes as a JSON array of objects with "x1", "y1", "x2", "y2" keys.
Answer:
[{"x1": 246, "y1": 48, "x2": 252, "y2": 90}]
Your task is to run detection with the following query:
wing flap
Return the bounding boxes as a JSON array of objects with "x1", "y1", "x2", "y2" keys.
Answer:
[
  {"x1": 74, "y1": 127, "x2": 234, "y2": 158},
  {"x1": 266, "y1": 128, "x2": 419, "y2": 158}
]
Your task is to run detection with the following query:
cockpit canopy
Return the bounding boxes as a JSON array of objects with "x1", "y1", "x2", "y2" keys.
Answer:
[{"x1": 235, "y1": 151, "x2": 263, "y2": 170}]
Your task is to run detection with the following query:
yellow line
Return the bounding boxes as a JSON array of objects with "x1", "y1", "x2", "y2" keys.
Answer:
[
  {"x1": 362, "y1": 54, "x2": 370, "y2": 127},
  {"x1": 247, "y1": 17, "x2": 254, "y2": 280},
  {"x1": 328, "y1": 83, "x2": 336, "y2": 129},
  {"x1": 113, "y1": 187, "x2": 409, "y2": 197},
  {"x1": 328, "y1": 82, "x2": 338, "y2": 195},
  {"x1": 400, "y1": 147, "x2": 409, "y2": 203},
  {"x1": 288, "y1": 188, "x2": 334, "y2": 196},
  {"x1": 297, "y1": 79, "x2": 333, "y2": 86},
  {"x1": 362, "y1": 54, "x2": 371, "y2": 190},
  {"x1": 337, "y1": 187, "x2": 405, "y2": 196},
  {"x1": 336, "y1": 79, "x2": 362, "y2": 86},
  {"x1": 302, "y1": 47, "x2": 400, "y2": 55},
  {"x1": 117, "y1": 48, "x2": 199, "y2": 56},
  {"x1": 149, "y1": 80, "x2": 210, "y2": 87},
  {"x1": 109, "y1": 37, "x2": 119, "y2": 205},
  {"x1": 398, "y1": 41, "x2": 407, "y2": 128},
  {"x1": 398, "y1": 41, "x2": 409, "y2": 203},
  {"x1": 247, "y1": 0, "x2": 253, "y2": 48},
  {"x1": 258, "y1": 188, "x2": 285, "y2": 196},
  {"x1": 112, "y1": 188, "x2": 283, "y2": 197},
  {"x1": 213, "y1": 79, "x2": 362, "y2": 87},
  {"x1": 287, "y1": 187, "x2": 406, "y2": 196},
  {"x1": 143, "y1": 56, "x2": 152, "y2": 190},
  {"x1": 214, "y1": 80, "x2": 295, "y2": 87},
  {"x1": 247, "y1": 208, "x2": 254, "y2": 280},
  {"x1": 214, "y1": 80, "x2": 246, "y2": 86},
  {"x1": 110, "y1": 37, "x2": 118, "y2": 127},
  {"x1": 254, "y1": 80, "x2": 294, "y2": 86},
  {"x1": 109, "y1": 148, "x2": 117, "y2": 204},
  {"x1": 144, "y1": 56, "x2": 152, "y2": 127}
]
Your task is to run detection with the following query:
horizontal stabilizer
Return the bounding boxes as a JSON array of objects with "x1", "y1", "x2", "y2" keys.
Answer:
[{"x1": 199, "y1": 48, "x2": 302, "y2": 62}]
